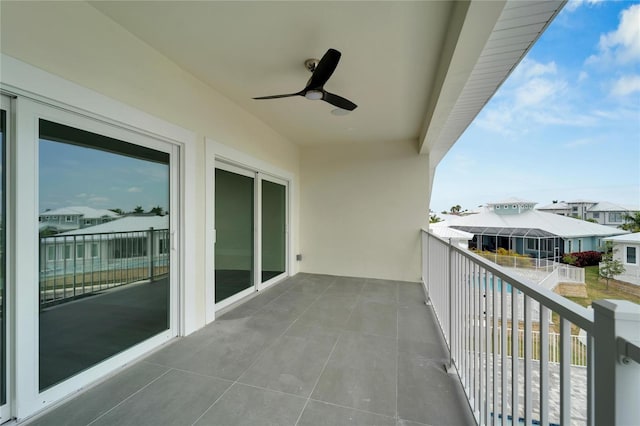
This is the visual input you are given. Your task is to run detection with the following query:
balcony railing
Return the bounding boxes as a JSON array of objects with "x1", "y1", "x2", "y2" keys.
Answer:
[
  {"x1": 39, "y1": 227, "x2": 169, "y2": 308},
  {"x1": 421, "y1": 229, "x2": 640, "y2": 426}
]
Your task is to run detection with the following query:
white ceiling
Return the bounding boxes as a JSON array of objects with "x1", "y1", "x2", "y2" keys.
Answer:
[{"x1": 90, "y1": 1, "x2": 563, "y2": 153}]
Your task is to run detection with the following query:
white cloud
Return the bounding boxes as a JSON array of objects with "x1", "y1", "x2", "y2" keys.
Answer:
[
  {"x1": 578, "y1": 71, "x2": 589, "y2": 82},
  {"x1": 587, "y1": 4, "x2": 640, "y2": 65},
  {"x1": 514, "y1": 77, "x2": 566, "y2": 107},
  {"x1": 511, "y1": 58, "x2": 557, "y2": 80},
  {"x1": 565, "y1": 0, "x2": 605, "y2": 12},
  {"x1": 611, "y1": 74, "x2": 640, "y2": 97},
  {"x1": 564, "y1": 138, "x2": 597, "y2": 148},
  {"x1": 75, "y1": 192, "x2": 88, "y2": 198},
  {"x1": 476, "y1": 58, "x2": 574, "y2": 134},
  {"x1": 127, "y1": 186, "x2": 142, "y2": 193},
  {"x1": 88, "y1": 196, "x2": 109, "y2": 204}
]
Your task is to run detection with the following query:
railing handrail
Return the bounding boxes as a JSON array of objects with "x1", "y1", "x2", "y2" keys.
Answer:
[
  {"x1": 40, "y1": 227, "x2": 168, "y2": 240},
  {"x1": 422, "y1": 229, "x2": 594, "y2": 332}
]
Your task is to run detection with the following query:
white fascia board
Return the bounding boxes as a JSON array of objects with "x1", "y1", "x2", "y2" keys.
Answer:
[{"x1": 419, "y1": 0, "x2": 507, "y2": 158}]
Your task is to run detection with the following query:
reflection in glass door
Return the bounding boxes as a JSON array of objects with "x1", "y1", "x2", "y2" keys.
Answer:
[
  {"x1": 215, "y1": 167, "x2": 254, "y2": 303},
  {"x1": 38, "y1": 119, "x2": 170, "y2": 390},
  {"x1": 261, "y1": 179, "x2": 286, "y2": 283}
]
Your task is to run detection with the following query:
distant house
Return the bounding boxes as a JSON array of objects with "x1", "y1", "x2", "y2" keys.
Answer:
[
  {"x1": 603, "y1": 233, "x2": 640, "y2": 286},
  {"x1": 445, "y1": 198, "x2": 628, "y2": 260},
  {"x1": 39, "y1": 206, "x2": 120, "y2": 234},
  {"x1": 537, "y1": 200, "x2": 639, "y2": 228},
  {"x1": 585, "y1": 202, "x2": 639, "y2": 227}
]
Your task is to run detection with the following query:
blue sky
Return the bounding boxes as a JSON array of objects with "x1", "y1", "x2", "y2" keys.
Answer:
[
  {"x1": 431, "y1": 0, "x2": 640, "y2": 215},
  {"x1": 39, "y1": 140, "x2": 169, "y2": 213}
]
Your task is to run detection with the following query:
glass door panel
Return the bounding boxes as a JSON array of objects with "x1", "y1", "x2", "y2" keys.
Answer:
[
  {"x1": 261, "y1": 180, "x2": 286, "y2": 283},
  {"x1": 214, "y1": 168, "x2": 254, "y2": 303},
  {"x1": 38, "y1": 119, "x2": 170, "y2": 390}
]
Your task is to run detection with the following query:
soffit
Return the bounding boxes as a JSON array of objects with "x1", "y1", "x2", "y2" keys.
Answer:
[
  {"x1": 90, "y1": 1, "x2": 453, "y2": 147},
  {"x1": 90, "y1": 1, "x2": 564, "y2": 152}
]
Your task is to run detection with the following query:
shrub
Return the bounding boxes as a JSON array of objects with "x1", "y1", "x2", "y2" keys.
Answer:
[{"x1": 562, "y1": 251, "x2": 602, "y2": 267}]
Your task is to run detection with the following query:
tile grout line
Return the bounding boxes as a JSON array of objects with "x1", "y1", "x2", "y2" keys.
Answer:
[
  {"x1": 85, "y1": 368, "x2": 173, "y2": 426},
  {"x1": 293, "y1": 334, "x2": 342, "y2": 426},
  {"x1": 192, "y1": 277, "x2": 336, "y2": 426},
  {"x1": 294, "y1": 278, "x2": 366, "y2": 426}
]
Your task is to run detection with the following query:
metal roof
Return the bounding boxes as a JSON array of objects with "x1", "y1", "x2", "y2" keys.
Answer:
[
  {"x1": 451, "y1": 226, "x2": 556, "y2": 238},
  {"x1": 604, "y1": 232, "x2": 640, "y2": 244},
  {"x1": 443, "y1": 207, "x2": 629, "y2": 239}
]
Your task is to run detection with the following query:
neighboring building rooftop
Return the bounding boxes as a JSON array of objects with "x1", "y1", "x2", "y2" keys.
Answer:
[
  {"x1": 447, "y1": 206, "x2": 628, "y2": 239},
  {"x1": 40, "y1": 206, "x2": 120, "y2": 219},
  {"x1": 487, "y1": 197, "x2": 536, "y2": 206},
  {"x1": 587, "y1": 202, "x2": 638, "y2": 212},
  {"x1": 428, "y1": 223, "x2": 474, "y2": 240},
  {"x1": 604, "y1": 233, "x2": 640, "y2": 244},
  {"x1": 537, "y1": 202, "x2": 570, "y2": 210},
  {"x1": 59, "y1": 215, "x2": 168, "y2": 235}
]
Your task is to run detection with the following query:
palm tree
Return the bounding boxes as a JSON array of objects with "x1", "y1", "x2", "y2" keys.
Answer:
[
  {"x1": 450, "y1": 205, "x2": 462, "y2": 214},
  {"x1": 620, "y1": 212, "x2": 640, "y2": 233},
  {"x1": 429, "y1": 214, "x2": 443, "y2": 224},
  {"x1": 133, "y1": 206, "x2": 144, "y2": 214}
]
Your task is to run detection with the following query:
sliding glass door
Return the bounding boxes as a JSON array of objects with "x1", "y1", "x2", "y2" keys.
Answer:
[
  {"x1": 214, "y1": 166, "x2": 255, "y2": 304},
  {"x1": 213, "y1": 162, "x2": 288, "y2": 307},
  {"x1": 37, "y1": 119, "x2": 171, "y2": 390},
  {"x1": 261, "y1": 178, "x2": 287, "y2": 284}
]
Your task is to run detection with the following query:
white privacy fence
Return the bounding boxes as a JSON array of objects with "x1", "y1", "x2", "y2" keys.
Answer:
[
  {"x1": 474, "y1": 253, "x2": 585, "y2": 287},
  {"x1": 422, "y1": 230, "x2": 640, "y2": 426}
]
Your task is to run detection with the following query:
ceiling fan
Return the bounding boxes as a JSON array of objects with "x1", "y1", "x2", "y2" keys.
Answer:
[{"x1": 253, "y1": 48, "x2": 357, "y2": 111}]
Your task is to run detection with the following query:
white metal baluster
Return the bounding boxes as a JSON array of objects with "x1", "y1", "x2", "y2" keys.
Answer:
[
  {"x1": 501, "y1": 276, "x2": 507, "y2": 424},
  {"x1": 560, "y1": 318, "x2": 571, "y2": 425},
  {"x1": 492, "y1": 273, "x2": 498, "y2": 426},
  {"x1": 479, "y1": 267, "x2": 485, "y2": 424},
  {"x1": 474, "y1": 262, "x2": 480, "y2": 417},
  {"x1": 586, "y1": 331, "x2": 594, "y2": 426},
  {"x1": 483, "y1": 268, "x2": 490, "y2": 425},
  {"x1": 524, "y1": 295, "x2": 532, "y2": 425},
  {"x1": 512, "y1": 285, "x2": 519, "y2": 424},
  {"x1": 455, "y1": 252, "x2": 461, "y2": 370},
  {"x1": 465, "y1": 257, "x2": 471, "y2": 396},
  {"x1": 455, "y1": 252, "x2": 461, "y2": 369},
  {"x1": 540, "y1": 306, "x2": 549, "y2": 426}
]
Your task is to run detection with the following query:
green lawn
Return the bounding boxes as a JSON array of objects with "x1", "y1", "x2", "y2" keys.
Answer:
[{"x1": 565, "y1": 265, "x2": 640, "y2": 307}]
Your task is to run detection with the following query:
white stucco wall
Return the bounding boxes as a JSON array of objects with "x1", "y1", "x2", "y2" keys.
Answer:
[
  {"x1": 1, "y1": 1, "x2": 301, "y2": 331},
  {"x1": 612, "y1": 242, "x2": 640, "y2": 286},
  {"x1": 300, "y1": 140, "x2": 430, "y2": 282}
]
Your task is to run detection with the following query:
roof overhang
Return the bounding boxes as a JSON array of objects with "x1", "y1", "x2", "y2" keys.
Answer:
[{"x1": 420, "y1": 1, "x2": 565, "y2": 168}]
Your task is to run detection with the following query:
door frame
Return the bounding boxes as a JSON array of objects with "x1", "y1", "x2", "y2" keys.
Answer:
[
  {"x1": 1, "y1": 54, "x2": 197, "y2": 421},
  {"x1": 0, "y1": 94, "x2": 13, "y2": 423}
]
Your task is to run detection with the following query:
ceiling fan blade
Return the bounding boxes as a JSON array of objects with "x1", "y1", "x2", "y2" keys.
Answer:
[
  {"x1": 253, "y1": 93, "x2": 301, "y2": 100},
  {"x1": 322, "y1": 92, "x2": 357, "y2": 111},
  {"x1": 305, "y1": 48, "x2": 341, "y2": 90}
]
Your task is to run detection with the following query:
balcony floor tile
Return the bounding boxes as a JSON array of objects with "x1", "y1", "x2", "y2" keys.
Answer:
[
  {"x1": 28, "y1": 274, "x2": 473, "y2": 426},
  {"x1": 91, "y1": 369, "x2": 231, "y2": 426},
  {"x1": 193, "y1": 383, "x2": 307, "y2": 426},
  {"x1": 297, "y1": 400, "x2": 396, "y2": 426}
]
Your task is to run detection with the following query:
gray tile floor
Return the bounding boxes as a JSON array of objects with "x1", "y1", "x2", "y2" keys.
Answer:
[{"x1": 29, "y1": 274, "x2": 475, "y2": 426}]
